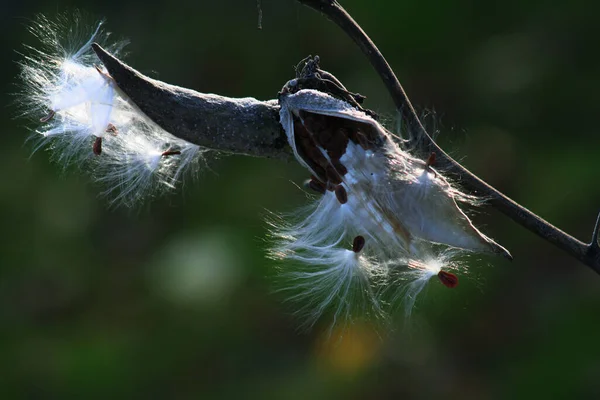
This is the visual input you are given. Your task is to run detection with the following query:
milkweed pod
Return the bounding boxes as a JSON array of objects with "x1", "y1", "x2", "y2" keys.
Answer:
[{"x1": 278, "y1": 88, "x2": 510, "y2": 258}]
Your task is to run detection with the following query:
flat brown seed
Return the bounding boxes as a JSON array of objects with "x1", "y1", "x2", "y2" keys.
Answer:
[
  {"x1": 352, "y1": 236, "x2": 365, "y2": 253},
  {"x1": 94, "y1": 65, "x2": 113, "y2": 81},
  {"x1": 300, "y1": 111, "x2": 327, "y2": 134},
  {"x1": 355, "y1": 131, "x2": 372, "y2": 150},
  {"x1": 326, "y1": 165, "x2": 343, "y2": 185},
  {"x1": 305, "y1": 178, "x2": 326, "y2": 194},
  {"x1": 106, "y1": 123, "x2": 118, "y2": 135},
  {"x1": 40, "y1": 110, "x2": 55, "y2": 123},
  {"x1": 325, "y1": 128, "x2": 349, "y2": 157},
  {"x1": 92, "y1": 137, "x2": 102, "y2": 156},
  {"x1": 330, "y1": 159, "x2": 348, "y2": 176},
  {"x1": 334, "y1": 185, "x2": 348, "y2": 204},
  {"x1": 293, "y1": 118, "x2": 311, "y2": 138},
  {"x1": 426, "y1": 152, "x2": 436, "y2": 169},
  {"x1": 438, "y1": 271, "x2": 459, "y2": 288}
]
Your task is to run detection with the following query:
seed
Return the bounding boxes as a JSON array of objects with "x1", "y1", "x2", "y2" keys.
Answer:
[
  {"x1": 92, "y1": 137, "x2": 102, "y2": 156},
  {"x1": 326, "y1": 165, "x2": 343, "y2": 184},
  {"x1": 94, "y1": 65, "x2": 112, "y2": 81},
  {"x1": 334, "y1": 185, "x2": 348, "y2": 204},
  {"x1": 330, "y1": 159, "x2": 348, "y2": 176},
  {"x1": 304, "y1": 177, "x2": 326, "y2": 194},
  {"x1": 106, "y1": 123, "x2": 118, "y2": 134},
  {"x1": 437, "y1": 271, "x2": 458, "y2": 288},
  {"x1": 354, "y1": 131, "x2": 372, "y2": 150},
  {"x1": 40, "y1": 110, "x2": 55, "y2": 123},
  {"x1": 352, "y1": 236, "x2": 365, "y2": 253},
  {"x1": 425, "y1": 152, "x2": 436, "y2": 169},
  {"x1": 161, "y1": 150, "x2": 182, "y2": 157}
]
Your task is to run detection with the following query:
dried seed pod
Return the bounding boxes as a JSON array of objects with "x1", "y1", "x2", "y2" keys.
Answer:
[
  {"x1": 275, "y1": 85, "x2": 511, "y2": 326},
  {"x1": 279, "y1": 89, "x2": 511, "y2": 257}
]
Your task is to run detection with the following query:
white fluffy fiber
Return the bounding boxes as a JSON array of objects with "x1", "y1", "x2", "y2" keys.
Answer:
[{"x1": 18, "y1": 13, "x2": 203, "y2": 206}]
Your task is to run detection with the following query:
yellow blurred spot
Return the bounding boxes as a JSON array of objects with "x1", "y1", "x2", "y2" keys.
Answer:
[{"x1": 314, "y1": 323, "x2": 380, "y2": 376}]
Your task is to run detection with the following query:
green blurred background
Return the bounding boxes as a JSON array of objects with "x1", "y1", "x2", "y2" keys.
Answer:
[{"x1": 2, "y1": 0, "x2": 600, "y2": 398}]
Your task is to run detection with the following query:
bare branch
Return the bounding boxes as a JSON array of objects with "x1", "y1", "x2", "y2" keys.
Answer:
[
  {"x1": 296, "y1": 0, "x2": 600, "y2": 274},
  {"x1": 91, "y1": 43, "x2": 290, "y2": 160},
  {"x1": 589, "y1": 212, "x2": 600, "y2": 251}
]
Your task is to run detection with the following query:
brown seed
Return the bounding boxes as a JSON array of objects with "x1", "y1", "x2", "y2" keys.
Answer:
[
  {"x1": 94, "y1": 65, "x2": 112, "y2": 81},
  {"x1": 326, "y1": 165, "x2": 343, "y2": 185},
  {"x1": 325, "y1": 128, "x2": 349, "y2": 157},
  {"x1": 40, "y1": 110, "x2": 55, "y2": 123},
  {"x1": 352, "y1": 236, "x2": 365, "y2": 253},
  {"x1": 300, "y1": 111, "x2": 327, "y2": 134},
  {"x1": 293, "y1": 118, "x2": 311, "y2": 138},
  {"x1": 296, "y1": 144, "x2": 326, "y2": 182},
  {"x1": 330, "y1": 159, "x2": 348, "y2": 176},
  {"x1": 161, "y1": 150, "x2": 182, "y2": 157},
  {"x1": 355, "y1": 131, "x2": 372, "y2": 150},
  {"x1": 437, "y1": 271, "x2": 459, "y2": 288},
  {"x1": 295, "y1": 129, "x2": 328, "y2": 182},
  {"x1": 334, "y1": 185, "x2": 348, "y2": 204},
  {"x1": 305, "y1": 178, "x2": 326, "y2": 194},
  {"x1": 306, "y1": 146, "x2": 329, "y2": 169},
  {"x1": 425, "y1": 152, "x2": 436, "y2": 169},
  {"x1": 106, "y1": 123, "x2": 118, "y2": 135},
  {"x1": 314, "y1": 128, "x2": 333, "y2": 148},
  {"x1": 92, "y1": 137, "x2": 102, "y2": 156}
]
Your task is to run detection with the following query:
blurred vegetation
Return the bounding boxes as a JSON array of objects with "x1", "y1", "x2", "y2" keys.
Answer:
[{"x1": 2, "y1": 0, "x2": 600, "y2": 398}]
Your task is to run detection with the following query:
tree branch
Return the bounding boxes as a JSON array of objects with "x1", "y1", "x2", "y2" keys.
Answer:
[
  {"x1": 296, "y1": 0, "x2": 600, "y2": 274},
  {"x1": 91, "y1": 43, "x2": 290, "y2": 160}
]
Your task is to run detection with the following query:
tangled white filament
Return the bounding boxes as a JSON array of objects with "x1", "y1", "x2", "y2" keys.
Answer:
[{"x1": 18, "y1": 13, "x2": 203, "y2": 207}]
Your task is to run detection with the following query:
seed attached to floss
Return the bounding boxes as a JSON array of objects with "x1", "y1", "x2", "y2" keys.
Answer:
[
  {"x1": 425, "y1": 152, "x2": 436, "y2": 169},
  {"x1": 334, "y1": 185, "x2": 348, "y2": 204},
  {"x1": 437, "y1": 270, "x2": 459, "y2": 288},
  {"x1": 92, "y1": 136, "x2": 102, "y2": 156},
  {"x1": 305, "y1": 177, "x2": 326, "y2": 194},
  {"x1": 161, "y1": 150, "x2": 182, "y2": 157},
  {"x1": 40, "y1": 110, "x2": 55, "y2": 123},
  {"x1": 106, "y1": 123, "x2": 118, "y2": 135},
  {"x1": 326, "y1": 165, "x2": 343, "y2": 185},
  {"x1": 352, "y1": 235, "x2": 365, "y2": 253},
  {"x1": 94, "y1": 64, "x2": 113, "y2": 81}
]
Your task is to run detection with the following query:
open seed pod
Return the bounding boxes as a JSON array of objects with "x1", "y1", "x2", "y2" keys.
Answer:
[
  {"x1": 270, "y1": 58, "x2": 510, "y2": 327},
  {"x1": 279, "y1": 83, "x2": 510, "y2": 257}
]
